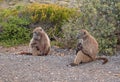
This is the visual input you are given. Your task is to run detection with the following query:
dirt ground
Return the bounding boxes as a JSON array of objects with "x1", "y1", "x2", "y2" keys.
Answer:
[
  {"x1": 0, "y1": 45, "x2": 120, "y2": 82},
  {"x1": 0, "y1": 45, "x2": 74, "y2": 56}
]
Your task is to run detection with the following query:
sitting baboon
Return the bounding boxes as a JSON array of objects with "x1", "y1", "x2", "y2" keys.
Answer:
[
  {"x1": 70, "y1": 29, "x2": 108, "y2": 66},
  {"x1": 17, "y1": 27, "x2": 50, "y2": 56}
]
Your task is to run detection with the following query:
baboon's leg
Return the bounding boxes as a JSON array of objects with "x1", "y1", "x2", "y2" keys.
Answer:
[
  {"x1": 73, "y1": 51, "x2": 83, "y2": 65},
  {"x1": 74, "y1": 51, "x2": 92, "y2": 64},
  {"x1": 32, "y1": 48, "x2": 40, "y2": 56},
  {"x1": 44, "y1": 47, "x2": 50, "y2": 56},
  {"x1": 81, "y1": 53, "x2": 93, "y2": 63},
  {"x1": 69, "y1": 51, "x2": 83, "y2": 66}
]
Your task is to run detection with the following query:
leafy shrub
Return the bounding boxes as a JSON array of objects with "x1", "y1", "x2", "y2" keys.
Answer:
[
  {"x1": 61, "y1": 0, "x2": 119, "y2": 55},
  {"x1": 26, "y1": 3, "x2": 75, "y2": 23},
  {"x1": 22, "y1": 3, "x2": 77, "y2": 38},
  {"x1": 0, "y1": 3, "x2": 77, "y2": 46},
  {"x1": 0, "y1": 16, "x2": 31, "y2": 46}
]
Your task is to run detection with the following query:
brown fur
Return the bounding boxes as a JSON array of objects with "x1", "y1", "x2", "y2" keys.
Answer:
[
  {"x1": 70, "y1": 29, "x2": 108, "y2": 66},
  {"x1": 16, "y1": 27, "x2": 50, "y2": 56}
]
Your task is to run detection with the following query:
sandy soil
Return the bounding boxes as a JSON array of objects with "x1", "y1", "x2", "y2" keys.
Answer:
[{"x1": 0, "y1": 45, "x2": 120, "y2": 82}]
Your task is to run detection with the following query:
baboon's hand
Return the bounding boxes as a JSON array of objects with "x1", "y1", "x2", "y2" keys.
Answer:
[
  {"x1": 76, "y1": 43, "x2": 83, "y2": 54},
  {"x1": 69, "y1": 63, "x2": 78, "y2": 66}
]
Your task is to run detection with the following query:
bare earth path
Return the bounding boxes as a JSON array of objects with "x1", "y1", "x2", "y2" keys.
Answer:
[{"x1": 0, "y1": 46, "x2": 120, "y2": 82}]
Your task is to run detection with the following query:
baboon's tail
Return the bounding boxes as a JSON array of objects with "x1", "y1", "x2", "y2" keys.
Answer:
[
  {"x1": 15, "y1": 51, "x2": 32, "y2": 55},
  {"x1": 96, "y1": 57, "x2": 108, "y2": 64}
]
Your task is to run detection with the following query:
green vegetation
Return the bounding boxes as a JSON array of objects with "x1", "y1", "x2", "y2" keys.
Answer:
[
  {"x1": 0, "y1": 16, "x2": 31, "y2": 46},
  {"x1": 25, "y1": 3, "x2": 76, "y2": 38},
  {"x1": 0, "y1": 3, "x2": 76, "y2": 47},
  {"x1": 61, "y1": 0, "x2": 119, "y2": 55}
]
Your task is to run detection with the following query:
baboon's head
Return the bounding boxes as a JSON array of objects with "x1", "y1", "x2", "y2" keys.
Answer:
[
  {"x1": 32, "y1": 27, "x2": 44, "y2": 40},
  {"x1": 77, "y1": 29, "x2": 89, "y2": 40}
]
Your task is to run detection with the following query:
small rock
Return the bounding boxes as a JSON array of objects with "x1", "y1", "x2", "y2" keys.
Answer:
[
  {"x1": 40, "y1": 1, "x2": 53, "y2": 4},
  {"x1": 5, "y1": 49, "x2": 9, "y2": 52},
  {"x1": 60, "y1": 53, "x2": 64, "y2": 56},
  {"x1": 29, "y1": 0, "x2": 36, "y2": 3},
  {"x1": 0, "y1": 46, "x2": 3, "y2": 49},
  {"x1": 9, "y1": 2, "x2": 16, "y2": 5},
  {"x1": 53, "y1": 46, "x2": 60, "y2": 49},
  {"x1": 56, "y1": 1, "x2": 69, "y2": 7},
  {"x1": 108, "y1": 71, "x2": 112, "y2": 74},
  {"x1": 11, "y1": 47, "x2": 16, "y2": 51}
]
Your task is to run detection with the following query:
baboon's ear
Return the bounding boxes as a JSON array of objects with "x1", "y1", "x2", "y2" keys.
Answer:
[
  {"x1": 84, "y1": 31, "x2": 86, "y2": 35},
  {"x1": 37, "y1": 28, "x2": 43, "y2": 32},
  {"x1": 38, "y1": 27, "x2": 43, "y2": 31}
]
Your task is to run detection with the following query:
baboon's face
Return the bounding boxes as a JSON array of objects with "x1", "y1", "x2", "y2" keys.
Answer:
[
  {"x1": 77, "y1": 29, "x2": 88, "y2": 39},
  {"x1": 32, "y1": 27, "x2": 43, "y2": 40},
  {"x1": 78, "y1": 39, "x2": 83, "y2": 44},
  {"x1": 33, "y1": 32, "x2": 41, "y2": 40}
]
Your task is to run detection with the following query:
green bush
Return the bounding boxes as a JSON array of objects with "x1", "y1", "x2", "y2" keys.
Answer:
[
  {"x1": 0, "y1": 3, "x2": 77, "y2": 46},
  {"x1": 26, "y1": 3, "x2": 75, "y2": 23},
  {"x1": 22, "y1": 3, "x2": 77, "y2": 38},
  {"x1": 61, "y1": 0, "x2": 119, "y2": 55},
  {"x1": 0, "y1": 16, "x2": 31, "y2": 46}
]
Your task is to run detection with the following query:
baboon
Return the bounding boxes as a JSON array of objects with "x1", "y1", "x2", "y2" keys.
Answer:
[
  {"x1": 70, "y1": 29, "x2": 108, "y2": 66},
  {"x1": 17, "y1": 27, "x2": 50, "y2": 56}
]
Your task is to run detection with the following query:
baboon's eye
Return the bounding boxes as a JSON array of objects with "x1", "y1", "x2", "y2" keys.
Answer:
[
  {"x1": 39, "y1": 29, "x2": 43, "y2": 31},
  {"x1": 83, "y1": 32, "x2": 86, "y2": 35},
  {"x1": 33, "y1": 32, "x2": 38, "y2": 36},
  {"x1": 34, "y1": 32, "x2": 36, "y2": 34},
  {"x1": 76, "y1": 33, "x2": 80, "y2": 39}
]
